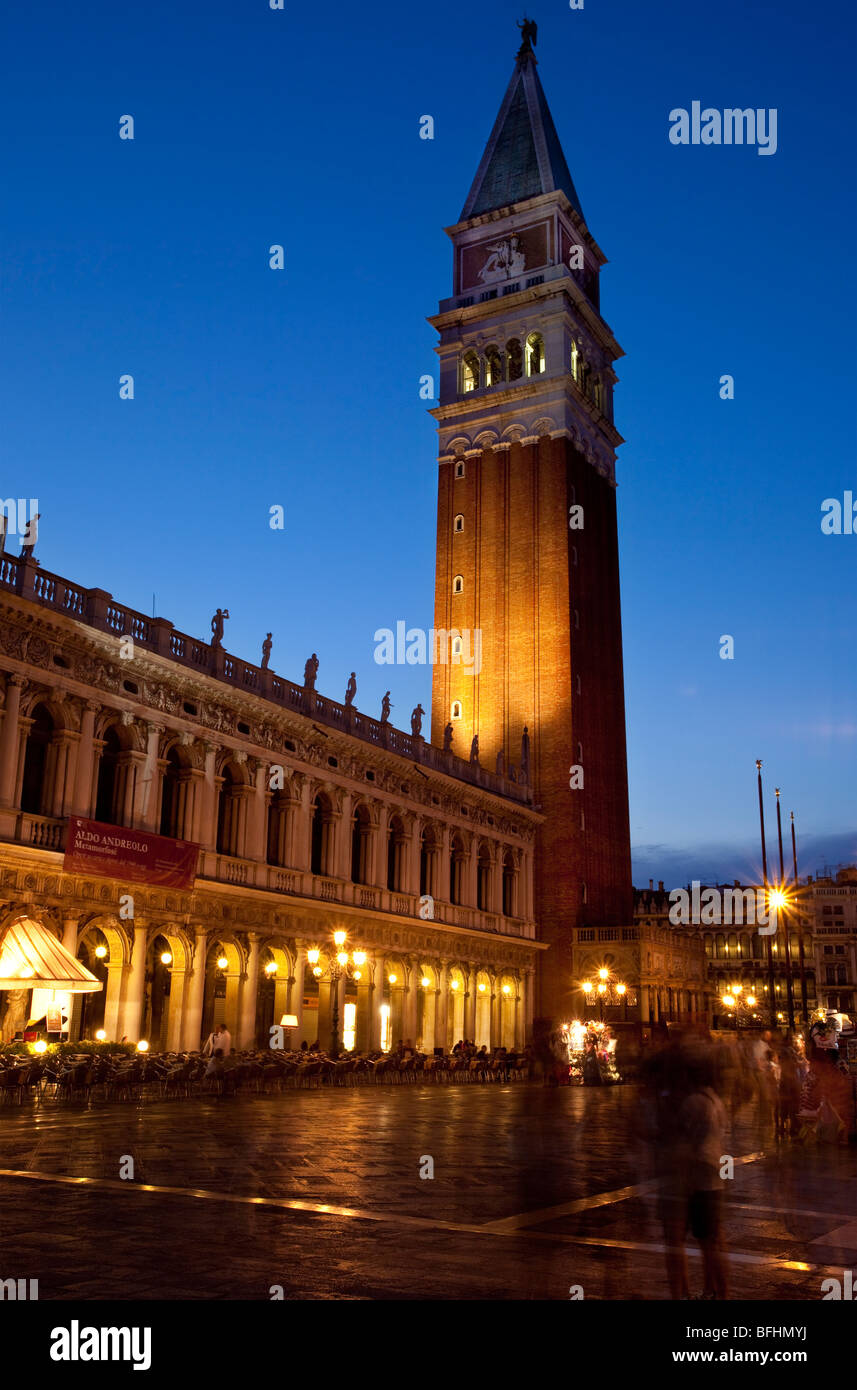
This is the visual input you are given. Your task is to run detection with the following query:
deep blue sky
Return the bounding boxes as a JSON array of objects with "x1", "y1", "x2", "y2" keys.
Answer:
[{"x1": 2, "y1": 0, "x2": 855, "y2": 886}]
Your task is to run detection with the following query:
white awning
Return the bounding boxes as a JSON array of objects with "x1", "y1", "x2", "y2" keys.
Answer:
[{"x1": 0, "y1": 916, "x2": 102, "y2": 993}]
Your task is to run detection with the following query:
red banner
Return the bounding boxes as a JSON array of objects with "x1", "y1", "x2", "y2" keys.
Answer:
[{"x1": 63, "y1": 817, "x2": 199, "y2": 890}]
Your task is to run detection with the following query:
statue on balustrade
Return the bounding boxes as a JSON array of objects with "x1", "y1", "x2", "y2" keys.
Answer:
[
  {"x1": 443, "y1": 721, "x2": 453, "y2": 752},
  {"x1": 495, "y1": 747, "x2": 505, "y2": 776},
  {"x1": 261, "y1": 633, "x2": 273, "y2": 669},
  {"x1": 210, "y1": 607, "x2": 230, "y2": 648},
  {"x1": 470, "y1": 734, "x2": 480, "y2": 765},
  {"x1": 380, "y1": 691, "x2": 392, "y2": 724},
  {"x1": 19, "y1": 512, "x2": 41, "y2": 561},
  {"x1": 521, "y1": 725, "x2": 530, "y2": 780},
  {"x1": 303, "y1": 653, "x2": 319, "y2": 689},
  {"x1": 410, "y1": 703, "x2": 425, "y2": 737},
  {"x1": 344, "y1": 672, "x2": 357, "y2": 707}
]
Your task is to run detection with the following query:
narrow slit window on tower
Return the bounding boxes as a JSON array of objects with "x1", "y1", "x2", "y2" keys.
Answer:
[
  {"x1": 575, "y1": 675, "x2": 581, "y2": 695},
  {"x1": 526, "y1": 332, "x2": 545, "y2": 376},
  {"x1": 571, "y1": 545, "x2": 578, "y2": 566},
  {"x1": 453, "y1": 514, "x2": 464, "y2": 534},
  {"x1": 454, "y1": 459, "x2": 466, "y2": 479},
  {"x1": 593, "y1": 377, "x2": 603, "y2": 411},
  {"x1": 453, "y1": 574, "x2": 464, "y2": 595},
  {"x1": 451, "y1": 701, "x2": 462, "y2": 720},
  {"x1": 573, "y1": 608, "x2": 580, "y2": 629},
  {"x1": 451, "y1": 635, "x2": 463, "y2": 658}
]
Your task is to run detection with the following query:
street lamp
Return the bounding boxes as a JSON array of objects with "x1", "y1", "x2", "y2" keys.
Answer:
[
  {"x1": 307, "y1": 930, "x2": 365, "y2": 1058},
  {"x1": 721, "y1": 984, "x2": 758, "y2": 1030},
  {"x1": 581, "y1": 967, "x2": 631, "y2": 1022}
]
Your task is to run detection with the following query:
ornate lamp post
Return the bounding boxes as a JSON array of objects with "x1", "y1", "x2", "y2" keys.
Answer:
[
  {"x1": 581, "y1": 967, "x2": 631, "y2": 1023},
  {"x1": 721, "y1": 982, "x2": 758, "y2": 1030},
  {"x1": 307, "y1": 930, "x2": 366, "y2": 1059}
]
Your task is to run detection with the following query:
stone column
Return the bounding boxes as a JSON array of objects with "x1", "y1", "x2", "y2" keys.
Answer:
[
  {"x1": 183, "y1": 929, "x2": 208, "y2": 1050},
  {"x1": 199, "y1": 744, "x2": 219, "y2": 850},
  {"x1": 640, "y1": 984, "x2": 651, "y2": 1024},
  {"x1": 61, "y1": 914, "x2": 79, "y2": 954},
  {"x1": 523, "y1": 967, "x2": 534, "y2": 1042},
  {"x1": 489, "y1": 976, "x2": 500, "y2": 1050},
  {"x1": 465, "y1": 965, "x2": 478, "y2": 1040},
  {"x1": 317, "y1": 978, "x2": 333, "y2": 1050},
  {"x1": 514, "y1": 977, "x2": 525, "y2": 1049},
  {"x1": 139, "y1": 724, "x2": 162, "y2": 831},
  {"x1": 334, "y1": 792, "x2": 352, "y2": 880},
  {"x1": 437, "y1": 824, "x2": 451, "y2": 904},
  {"x1": 465, "y1": 839, "x2": 479, "y2": 908},
  {"x1": 370, "y1": 958, "x2": 385, "y2": 1050},
  {"x1": 355, "y1": 974, "x2": 372, "y2": 1052},
  {"x1": 403, "y1": 816, "x2": 420, "y2": 896},
  {"x1": 402, "y1": 957, "x2": 418, "y2": 1047},
  {"x1": 71, "y1": 700, "x2": 98, "y2": 818},
  {"x1": 119, "y1": 921, "x2": 149, "y2": 1042},
  {"x1": 46, "y1": 730, "x2": 78, "y2": 819},
  {"x1": 102, "y1": 959, "x2": 126, "y2": 1042},
  {"x1": 0, "y1": 674, "x2": 24, "y2": 812},
  {"x1": 288, "y1": 951, "x2": 305, "y2": 1023},
  {"x1": 239, "y1": 932, "x2": 260, "y2": 1048},
  {"x1": 435, "y1": 961, "x2": 449, "y2": 1053},
  {"x1": 246, "y1": 761, "x2": 268, "y2": 863}
]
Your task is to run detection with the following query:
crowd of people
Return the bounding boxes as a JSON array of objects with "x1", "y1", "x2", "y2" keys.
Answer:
[{"x1": 635, "y1": 1019, "x2": 854, "y2": 1300}]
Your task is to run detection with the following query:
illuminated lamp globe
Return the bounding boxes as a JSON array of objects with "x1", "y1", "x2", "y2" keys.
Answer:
[
  {"x1": 388, "y1": 973, "x2": 397, "y2": 985},
  {"x1": 598, "y1": 968, "x2": 609, "y2": 981},
  {"x1": 616, "y1": 984, "x2": 626, "y2": 996},
  {"x1": 160, "y1": 951, "x2": 172, "y2": 966},
  {"x1": 312, "y1": 966, "x2": 322, "y2": 978},
  {"x1": 307, "y1": 948, "x2": 320, "y2": 966},
  {"x1": 353, "y1": 970, "x2": 362, "y2": 981},
  {"x1": 597, "y1": 983, "x2": 607, "y2": 994},
  {"x1": 264, "y1": 960, "x2": 277, "y2": 976},
  {"x1": 333, "y1": 930, "x2": 347, "y2": 948},
  {"x1": 450, "y1": 980, "x2": 459, "y2": 991},
  {"x1": 502, "y1": 984, "x2": 511, "y2": 996},
  {"x1": 95, "y1": 1029, "x2": 107, "y2": 1041},
  {"x1": 336, "y1": 952, "x2": 348, "y2": 967},
  {"x1": 478, "y1": 982, "x2": 487, "y2": 993},
  {"x1": 136, "y1": 1040, "x2": 149, "y2": 1053},
  {"x1": 582, "y1": 981, "x2": 593, "y2": 994},
  {"x1": 216, "y1": 956, "x2": 228, "y2": 970},
  {"x1": 421, "y1": 977, "x2": 431, "y2": 989},
  {"x1": 95, "y1": 945, "x2": 107, "y2": 959},
  {"x1": 33, "y1": 1039, "x2": 48, "y2": 1054},
  {"x1": 352, "y1": 951, "x2": 366, "y2": 966},
  {"x1": 747, "y1": 995, "x2": 757, "y2": 1007}
]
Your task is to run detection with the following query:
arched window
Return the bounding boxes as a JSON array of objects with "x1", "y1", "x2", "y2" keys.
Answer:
[
  {"x1": 387, "y1": 814, "x2": 405, "y2": 892},
  {"x1": 484, "y1": 345, "x2": 502, "y2": 386},
  {"x1": 267, "y1": 788, "x2": 291, "y2": 867},
  {"x1": 477, "y1": 844, "x2": 492, "y2": 911},
  {"x1": 453, "y1": 514, "x2": 464, "y2": 533},
  {"x1": 217, "y1": 762, "x2": 248, "y2": 857},
  {"x1": 451, "y1": 701, "x2": 462, "y2": 720},
  {"x1": 311, "y1": 793, "x2": 333, "y2": 876},
  {"x1": 454, "y1": 459, "x2": 465, "y2": 479},
  {"x1": 526, "y1": 332, "x2": 545, "y2": 376},
  {"x1": 21, "y1": 703, "x2": 54, "y2": 816},
  {"x1": 351, "y1": 803, "x2": 371, "y2": 884},
  {"x1": 453, "y1": 574, "x2": 463, "y2": 595},
  {"x1": 450, "y1": 833, "x2": 466, "y2": 905},
  {"x1": 503, "y1": 852, "x2": 517, "y2": 916},
  {"x1": 420, "y1": 826, "x2": 439, "y2": 897},
  {"x1": 505, "y1": 338, "x2": 523, "y2": 382},
  {"x1": 451, "y1": 635, "x2": 463, "y2": 659},
  {"x1": 715, "y1": 933, "x2": 726, "y2": 960},
  {"x1": 95, "y1": 726, "x2": 122, "y2": 826},
  {"x1": 461, "y1": 350, "x2": 480, "y2": 393}
]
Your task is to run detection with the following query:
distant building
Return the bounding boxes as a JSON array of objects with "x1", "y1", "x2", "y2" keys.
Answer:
[{"x1": 804, "y1": 865, "x2": 857, "y2": 1017}]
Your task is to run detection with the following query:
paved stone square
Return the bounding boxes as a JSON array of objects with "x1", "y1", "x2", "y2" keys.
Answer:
[{"x1": 0, "y1": 1084, "x2": 855, "y2": 1300}]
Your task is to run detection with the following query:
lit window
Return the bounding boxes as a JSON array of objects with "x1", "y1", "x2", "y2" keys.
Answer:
[
  {"x1": 485, "y1": 345, "x2": 503, "y2": 386},
  {"x1": 451, "y1": 701, "x2": 462, "y2": 719},
  {"x1": 380, "y1": 1004, "x2": 391, "y2": 1053},
  {"x1": 342, "y1": 1001, "x2": 356, "y2": 1052},
  {"x1": 461, "y1": 351, "x2": 479, "y2": 393},
  {"x1": 454, "y1": 514, "x2": 464, "y2": 533},
  {"x1": 452, "y1": 635, "x2": 462, "y2": 658},
  {"x1": 453, "y1": 574, "x2": 463, "y2": 594},
  {"x1": 526, "y1": 332, "x2": 545, "y2": 376}
]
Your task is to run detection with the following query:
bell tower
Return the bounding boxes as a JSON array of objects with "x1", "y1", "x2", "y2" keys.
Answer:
[{"x1": 429, "y1": 23, "x2": 633, "y2": 1024}]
